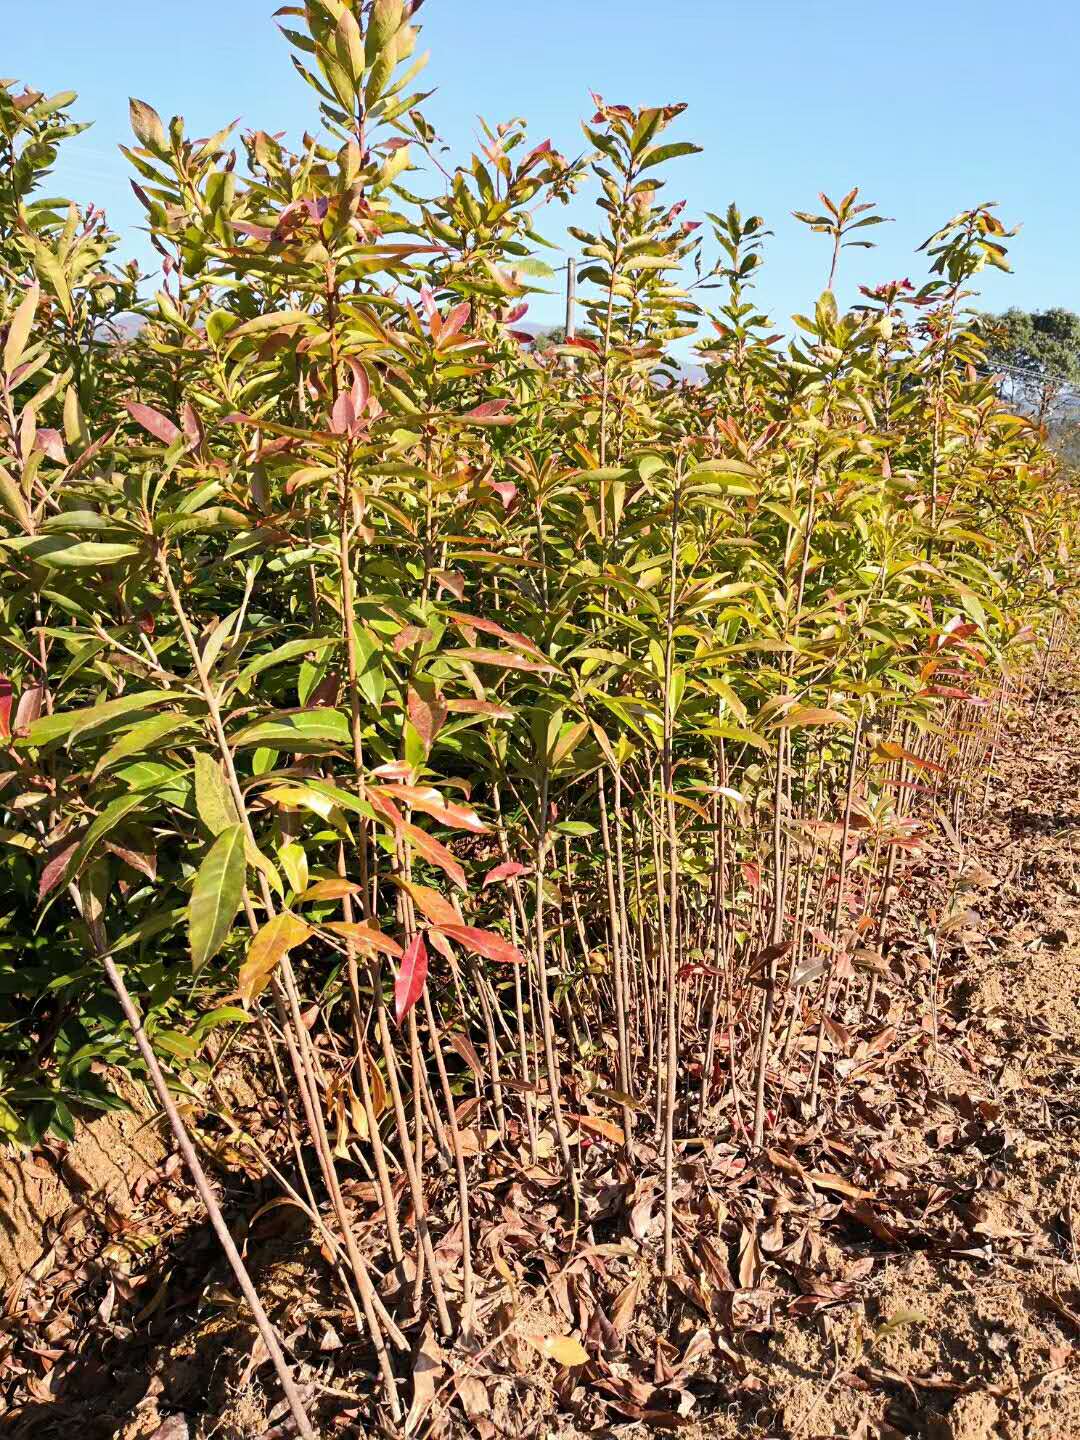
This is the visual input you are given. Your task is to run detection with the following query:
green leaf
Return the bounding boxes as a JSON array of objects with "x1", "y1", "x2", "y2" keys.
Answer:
[
  {"x1": 1, "y1": 536, "x2": 142, "y2": 568},
  {"x1": 230, "y1": 710, "x2": 351, "y2": 750},
  {"x1": 278, "y1": 842, "x2": 309, "y2": 895},
  {"x1": 66, "y1": 792, "x2": 148, "y2": 883},
  {"x1": 639, "y1": 141, "x2": 703, "y2": 171},
  {"x1": 23, "y1": 691, "x2": 175, "y2": 748},
  {"x1": 4, "y1": 283, "x2": 39, "y2": 376},
  {"x1": 235, "y1": 635, "x2": 339, "y2": 689},
  {"x1": 228, "y1": 310, "x2": 318, "y2": 339},
  {"x1": 194, "y1": 753, "x2": 241, "y2": 835},
  {"x1": 0, "y1": 463, "x2": 32, "y2": 534},
  {"x1": 188, "y1": 825, "x2": 246, "y2": 974},
  {"x1": 193, "y1": 1005, "x2": 254, "y2": 1038},
  {"x1": 366, "y1": 0, "x2": 403, "y2": 65},
  {"x1": 92, "y1": 714, "x2": 195, "y2": 779},
  {"x1": 353, "y1": 629, "x2": 385, "y2": 708}
]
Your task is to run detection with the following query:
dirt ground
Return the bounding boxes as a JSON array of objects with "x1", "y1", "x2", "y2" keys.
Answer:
[
  {"x1": 0, "y1": 1078, "x2": 166, "y2": 1290},
  {"x1": 683, "y1": 687, "x2": 1080, "y2": 1439},
  {"x1": 1, "y1": 685, "x2": 1077, "y2": 1440}
]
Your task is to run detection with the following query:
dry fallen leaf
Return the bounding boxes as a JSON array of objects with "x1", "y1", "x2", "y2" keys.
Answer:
[
  {"x1": 611, "y1": 1275, "x2": 641, "y2": 1337},
  {"x1": 525, "y1": 1333, "x2": 589, "y2": 1367},
  {"x1": 406, "y1": 1323, "x2": 446, "y2": 1435},
  {"x1": 572, "y1": 1113, "x2": 626, "y2": 1144}
]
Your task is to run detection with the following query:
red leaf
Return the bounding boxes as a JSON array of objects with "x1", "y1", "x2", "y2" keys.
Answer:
[
  {"x1": 346, "y1": 356, "x2": 370, "y2": 415},
  {"x1": 330, "y1": 391, "x2": 356, "y2": 435},
  {"x1": 407, "y1": 687, "x2": 448, "y2": 749},
  {"x1": 231, "y1": 221, "x2": 274, "y2": 241},
  {"x1": 486, "y1": 480, "x2": 517, "y2": 510},
  {"x1": 919, "y1": 684, "x2": 988, "y2": 705},
  {"x1": 0, "y1": 676, "x2": 11, "y2": 740},
  {"x1": 677, "y1": 964, "x2": 724, "y2": 980},
  {"x1": 14, "y1": 685, "x2": 43, "y2": 736},
  {"x1": 448, "y1": 611, "x2": 546, "y2": 661},
  {"x1": 563, "y1": 336, "x2": 601, "y2": 355},
  {"x1": 181, "y1": 402, "x2": 204, "y2": 449},
  {"x1": 35, "y1": 428, "x2": 68, "y2": 463},
  {"x1": 394, "y1": 933, "x2": 428, "y2": 1026},
  {"x1": 368, "y1": 789, "x2": 405, "y2": 830},
  {"x1": 124, "y1": 400, "x2": 180, "y2": 445},
  {"x1": 434, "y1": 923, "x2": 524, "y2": 965},
  {"x1": 440, "y1": 302, "x2": 470, "y2": 342},
  {"x1": 419, "y1": 284, "x2": 437, "y2": 324},
  {"x1": 393, "y1": 624, "x2": 432, "y2": 653},
  {"x1": 38, "y1": 841, "x2": 78, "y2": 903},
  {"x1": 941, "y1": 622, "x2": 979, "y2": 644},
  {"x1": 465, "y1": 398, "x2": 511, "y2": 420},
  {"x1": 522, "y1": 139, "x2": 553, "y2": 166},
  {"x1": 482, "y1": 860, "x2": 530, "y2": 888},
  {"x1": 432, "y1": 570, "x2": 465, "y2": 601},
  {"x1": 104, "y1": 840, "x2": 157, "y2": 881}
]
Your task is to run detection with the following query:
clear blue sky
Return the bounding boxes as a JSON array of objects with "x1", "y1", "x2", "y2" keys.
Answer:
[{"x1": 7, "y1": 1, "x2": 1077, "y2": 335}]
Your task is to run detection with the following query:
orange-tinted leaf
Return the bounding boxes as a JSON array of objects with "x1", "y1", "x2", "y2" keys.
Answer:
[
  {"x1": 871, "y1": 740, "x2": 945, "y2": 775},
  {"x1": 444, "y1": 1029, "x2": 485, "y2": 1077},
  {"x1": 441, "y1": 647, "x2": 554, "y2": 674},
  {"x1": 324, "y1": 921, "x2": 403, "y2": 957},
  {"x1": 395, "y1": 878, "x2": 461, "y2": 927},
  {"x1": 444, "y1": 698, "x2": 513, "y2": 718},
  {"x1": 406, "y1": 687, "x2": 447, "y2": 748},
  {"x1": 402, "y1": 822, "x2": 466, "y2": 890},
  {"x1": 773, "y1": 706, "x2": 851, "y2": 729},
  {"x1": 571, "y1": 1114, "x2": 625, "y2": 1144},
  {"x1": 372, "y1": 783, "x2": 486, "y2": 833},
  {"x1": 368, "y1": 788, "x2": 405, "y2": 829},
  {"x1": 298, "y1": 878, "x2": 362, "y2": 902},
  {"x1": 432, "y1": 569, "x2": 465, "y2": 600},
  {"x1": 524, "y1": 1334, "x2": 588, "y2": 1367},
  {"x1": 239, "y1": 912, "x2": 311, "y2": 1003}
]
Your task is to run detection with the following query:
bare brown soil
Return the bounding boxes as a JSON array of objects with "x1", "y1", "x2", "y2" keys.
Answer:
[
  {"x1": 1, "y1": 688, "x2": 1077, "y2": 1440},
  {"x1": 0, "y1": 1078, "x2": 165, "y2": 1288}
]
